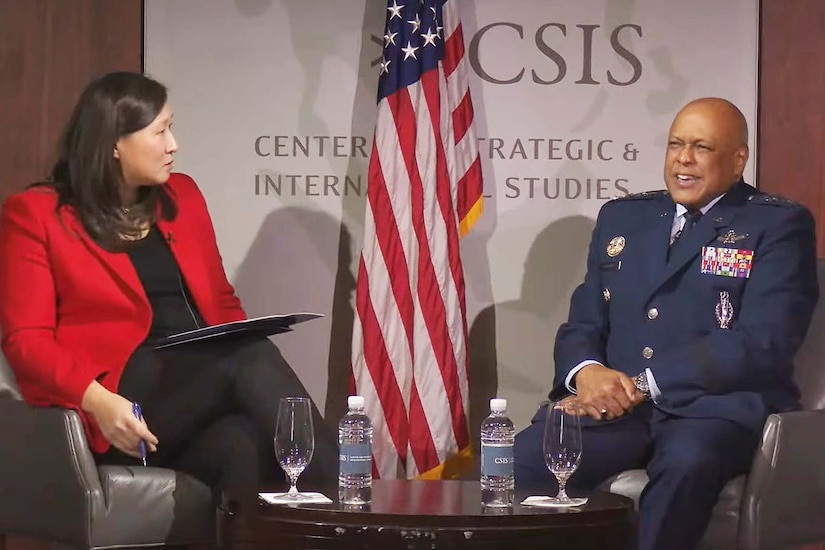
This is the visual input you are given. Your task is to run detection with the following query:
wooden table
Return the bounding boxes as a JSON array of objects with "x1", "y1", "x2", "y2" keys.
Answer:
[{"x1": 221, "y1": 480, "x2": 635, "y2": 549}]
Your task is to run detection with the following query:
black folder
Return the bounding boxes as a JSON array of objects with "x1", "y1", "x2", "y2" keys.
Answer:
[{"x1": 153, "y1": 312, "x2": 323, "y2": 349}]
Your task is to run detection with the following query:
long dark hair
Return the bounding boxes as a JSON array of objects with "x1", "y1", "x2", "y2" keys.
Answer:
[{"x1": 43, "y1": 71, "x2": 176, "y2": 249}]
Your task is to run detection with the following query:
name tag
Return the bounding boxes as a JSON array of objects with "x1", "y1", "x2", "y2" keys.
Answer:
[
  {"x1": 701, "y1": 246, "x2": 753, "y2": 278},
  {"x1": 599, "y1": 260, "x2": 622, "y2": 271}
]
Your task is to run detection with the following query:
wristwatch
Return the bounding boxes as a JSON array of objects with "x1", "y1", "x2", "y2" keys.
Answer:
[{"x1": 633, "y1": 371, "x2": 652, "y2": 401}]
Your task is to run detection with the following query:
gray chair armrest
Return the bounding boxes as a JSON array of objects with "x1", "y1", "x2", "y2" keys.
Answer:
[
  {"x1": 0, "y1": 399, "x2": 104, "y2": 545},
  {"x1": 738, "y1": 410, "x2": 825, "y2": 550},
  {"x1": 91, "y1": 465, "x2": 214, "y2": 548}
]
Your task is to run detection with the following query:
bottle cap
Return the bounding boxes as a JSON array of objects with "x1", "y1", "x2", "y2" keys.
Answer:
[
  {"x1": 348, "y1": 395, "x2": 365, "y2": 408},
  {"x1": 490, "y1": 398, "x2": 507, "y2": 412}
]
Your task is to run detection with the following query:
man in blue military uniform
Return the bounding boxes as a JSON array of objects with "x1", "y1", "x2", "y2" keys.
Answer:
[{"x1": 513, "y1": 98, "x2": 818, "y2": 550}]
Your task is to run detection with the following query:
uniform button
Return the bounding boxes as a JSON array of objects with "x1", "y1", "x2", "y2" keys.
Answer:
[
  {"x1": 642, "y1": 346, "x2": 654, "y2": 360},
  {"x1": 647, "y1": 308, "x2": 659, "y2": 320}
]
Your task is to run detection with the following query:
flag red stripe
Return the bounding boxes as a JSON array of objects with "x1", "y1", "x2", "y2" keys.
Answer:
[
  {"x1": 355, "y1": 255, "x2": 409, "y2": 468},
  {"x1": 389, "y1": 74, "x2": 470, "y2": 471},
  {"x1": 442, "y1": 24, "x2": 466, "y2": 78},
  {"x1": 408, "y1": 381, "x2": 439, "y2": 472},
  {"x1": 456, "y1": 156, "x2": 483, "y2": 226},
  {"x1": 356, "y1": 136, "x2": 421, "y2": 469},
  {"x1": 420, "y1": 69, "x2": 470, "y2": 449},
  {"x1": 368, "y1": 133, "x2": 416, "y2": 354},
  {"x1": 387, "y1": 86, "x2": 449, "y2": 470},
  {"x1": 451, "y1": 91, "x2": 474, "y2": 146}
]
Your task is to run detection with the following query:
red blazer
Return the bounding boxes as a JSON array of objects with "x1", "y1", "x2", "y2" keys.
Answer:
[{"x1": 0, "y1": 173, "x2": 246, "y2": 453}]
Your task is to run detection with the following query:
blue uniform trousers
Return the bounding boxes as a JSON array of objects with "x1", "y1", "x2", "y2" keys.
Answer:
[{"x1": 514, "y1": 402, "x2": 759, "y2": 550}]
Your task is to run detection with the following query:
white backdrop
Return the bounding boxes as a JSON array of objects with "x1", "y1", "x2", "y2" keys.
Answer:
[{"x1": 145, "y1": 0, "x2": 758, "y2": 431}]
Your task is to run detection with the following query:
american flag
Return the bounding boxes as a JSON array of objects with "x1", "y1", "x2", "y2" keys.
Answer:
[{"x1": 351, "y1": 0, "x2": 483, "y2": 479}]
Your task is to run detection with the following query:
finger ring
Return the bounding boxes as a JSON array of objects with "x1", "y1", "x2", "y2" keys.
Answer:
[{"x1": 600, "y1": 409, "x2": 608, "y2": 417}]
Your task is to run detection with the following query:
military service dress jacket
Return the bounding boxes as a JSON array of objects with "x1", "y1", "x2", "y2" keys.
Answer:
[{"x1": 552, "y1": 180, "x2": 819, "y2": 433}]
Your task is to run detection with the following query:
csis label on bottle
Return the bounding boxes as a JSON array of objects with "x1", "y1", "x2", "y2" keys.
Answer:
[
  {"x1": 339, "y1": 443, "x2": 372, "y2": 475},
  {"x1": 481, "y1": 442, "x2": 514, "y2": 477}
]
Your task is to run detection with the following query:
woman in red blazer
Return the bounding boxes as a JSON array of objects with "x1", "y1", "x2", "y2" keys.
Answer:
[{"x1": 0, "y1": 72, "x2": 336, "y2": 494}]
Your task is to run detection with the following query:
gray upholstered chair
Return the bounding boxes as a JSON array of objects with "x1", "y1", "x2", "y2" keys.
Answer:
[
  {"x1": 0, "y1": 351, "x2": 216, "y2": 550},
  {"x1": 599, "y1": 259, "x2": 825, "y2": 550}
]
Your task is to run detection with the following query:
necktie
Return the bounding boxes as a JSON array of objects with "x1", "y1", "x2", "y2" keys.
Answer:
[{"x1": 670, "y1": 210, "x2": 702, "y2": 252}]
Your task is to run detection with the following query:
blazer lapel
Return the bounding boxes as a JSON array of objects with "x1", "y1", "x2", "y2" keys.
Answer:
[
  {"x1": 63, "y1": 211, "x2": 146, "y2": 302},
  {"x1": 648, "y1": 181, "x2": 752, "y2": 296}
]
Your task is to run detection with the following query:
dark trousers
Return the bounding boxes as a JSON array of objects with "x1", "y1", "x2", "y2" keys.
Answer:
[
  {"x1": 96, "y1": 335, "x2": 338, "y2": 497},
  {"x1": 513, "y1": 402, "x2": 759, "y2": 550}
]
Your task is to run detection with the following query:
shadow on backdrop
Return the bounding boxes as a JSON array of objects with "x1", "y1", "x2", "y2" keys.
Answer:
[
  {"x1": 449, "y1": 0, "x2": 500, "y2": 463},
  {"x1": 320, "y1": 0, "x2": 387, "y2": 424},
  {"x1": 468, "y1": 215, "x2": 595, "y2": 449},
  {"x1": 232, "y1": 207, "x2": 356, "y2": 431},
  {"x1": 267, "y1": 0, "x2": 382, "y2": 423}
]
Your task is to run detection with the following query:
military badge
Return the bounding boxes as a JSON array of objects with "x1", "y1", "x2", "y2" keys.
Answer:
[
  {"x1": 701, "y1": 246, "x2": 754, "y2": 278},
  {"x1": 603, "y1": 288, "x2": 611, "y2": 302},
  {"x1": 716, "y1": 230, "x2": 748, "y2": 245},
  {"x1": 606, "y1": 236, "x2": 625, "y2": 257},
  {"x1": 715, "y1": 291, "x2": 734, "y2": 329}
]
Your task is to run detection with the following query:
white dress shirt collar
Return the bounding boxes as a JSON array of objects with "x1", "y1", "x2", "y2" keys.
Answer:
[{"x1": 675, "y1": 193, "x2": 725, "y2": 219}]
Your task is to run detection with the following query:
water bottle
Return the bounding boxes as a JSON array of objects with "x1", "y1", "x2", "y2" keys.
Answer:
[
  {"x1": 480, "y1": 398, "x2": 515, "y2": 507},
  {"x1": 338, "y1": 395, "x2": 373, "y2": 504}
]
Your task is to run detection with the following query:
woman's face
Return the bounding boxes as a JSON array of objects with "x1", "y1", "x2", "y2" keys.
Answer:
[{"x1": 114, "y1": 102, "x2": 177, "y2": 195}]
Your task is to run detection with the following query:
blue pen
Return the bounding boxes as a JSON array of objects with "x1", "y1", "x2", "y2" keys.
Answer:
[{"x1": 132, "y1": 402, "x2": 148, "y2": 466}]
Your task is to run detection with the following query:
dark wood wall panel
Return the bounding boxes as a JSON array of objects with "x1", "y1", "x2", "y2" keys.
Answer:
[
  {"x1": 0, "y1": 0, "x2": 142, "y2": 203},
  {"x1": 759, "y1": 0, "x2": 825, "y2": 258},
  {"x1": 0, "y1": 4, "x2": 140, "y2": 550}
]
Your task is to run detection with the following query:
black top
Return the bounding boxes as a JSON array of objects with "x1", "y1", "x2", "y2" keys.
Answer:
[{"x1": 126, "y1": 225, "x2": 205, "y2": 340}]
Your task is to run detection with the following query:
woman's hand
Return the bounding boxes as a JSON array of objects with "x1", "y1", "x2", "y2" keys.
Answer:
[{"x1": 81, "y1": 381, "x2": 159, "y2": 457}]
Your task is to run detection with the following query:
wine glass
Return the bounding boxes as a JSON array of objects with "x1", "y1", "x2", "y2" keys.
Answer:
[
  {"x1": 542, "y1": 400, "x2": 588, "y2": 507},
  {"x1": 274, "y1": 396, "x2": 315, "y2": 499}
]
